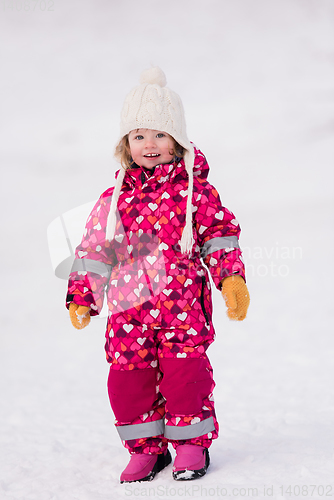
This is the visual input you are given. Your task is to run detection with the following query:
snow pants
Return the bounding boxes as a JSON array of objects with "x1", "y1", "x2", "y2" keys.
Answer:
[{"x1": 105, "y1": 312, "x2": 219, "y2": 455}]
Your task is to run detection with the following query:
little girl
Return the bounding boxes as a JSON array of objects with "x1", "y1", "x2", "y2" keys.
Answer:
[{"x1": 66, "y1": 67, "x2": 250, "y2": 483}]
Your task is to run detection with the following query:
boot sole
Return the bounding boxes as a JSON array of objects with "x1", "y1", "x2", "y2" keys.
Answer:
[
  {"x1": 173, "y1": 449, "x2": 210, "y2": 481},
  {"x1": 120, "y1": 449, "x2": 172, "y2": 483}
]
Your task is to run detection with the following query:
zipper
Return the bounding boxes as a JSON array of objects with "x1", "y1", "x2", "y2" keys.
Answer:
[{"x1": 200, "y1": 275, "x2": 210, "y2": 326}]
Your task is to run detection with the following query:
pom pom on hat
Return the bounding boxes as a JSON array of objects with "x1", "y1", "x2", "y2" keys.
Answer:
[{"x1": 140, "y1": 67, "x2": 167, "y2": 87}]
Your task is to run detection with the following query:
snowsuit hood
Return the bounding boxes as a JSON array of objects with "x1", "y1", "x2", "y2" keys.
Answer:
[{"x1": 113, "y1": 145, "x2": 210, "y2": 187}]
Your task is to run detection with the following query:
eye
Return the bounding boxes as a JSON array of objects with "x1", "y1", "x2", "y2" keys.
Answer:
[
  {"x1": 134, "y1": 135, "x2": 144, "y2": 140},
  {"x1": 156, "y1": 133, "x2": 165, "y2": 138}
]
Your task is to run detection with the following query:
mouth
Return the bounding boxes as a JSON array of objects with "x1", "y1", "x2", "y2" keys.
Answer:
[{"x1": 144, "y1": 153, "x2": 160, "y2": 158}]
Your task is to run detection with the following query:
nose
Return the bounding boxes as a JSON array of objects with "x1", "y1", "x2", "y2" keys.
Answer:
[{"x1": 144, "y1": 136, "x2": 157, "y2": 148}]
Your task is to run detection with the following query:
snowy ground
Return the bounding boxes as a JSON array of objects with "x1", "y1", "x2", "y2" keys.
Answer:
[{"x1": 1, "y1": 1, "x2": 334, "y2": 499}]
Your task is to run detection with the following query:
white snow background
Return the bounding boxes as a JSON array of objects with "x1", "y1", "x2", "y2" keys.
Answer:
[{"x1": 1, "y1": 1, "x2": 334, "y2": 499}]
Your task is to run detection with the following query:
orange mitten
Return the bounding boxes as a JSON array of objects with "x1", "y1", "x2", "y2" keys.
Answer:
[
  {"x1": 221, "y1": 275, "x2": 250, "y2": 321},
  {"x1": 69, "y1": 303, "x2": 91, "y2": 330}
]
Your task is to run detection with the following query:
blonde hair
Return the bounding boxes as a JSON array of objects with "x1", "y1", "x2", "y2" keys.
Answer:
[{"x1": 114, "y1": 133, "x2": 184, "y2": 169}]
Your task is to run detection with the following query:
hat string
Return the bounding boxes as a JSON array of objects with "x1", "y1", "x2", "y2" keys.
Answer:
[{"x1": 105, "y1": 166, "x2": 126, "y2": 241}]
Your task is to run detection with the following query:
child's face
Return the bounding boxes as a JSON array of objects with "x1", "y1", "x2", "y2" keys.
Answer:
[{"x1": 128, "y1": 129, "x2": 175, "y2": 169}]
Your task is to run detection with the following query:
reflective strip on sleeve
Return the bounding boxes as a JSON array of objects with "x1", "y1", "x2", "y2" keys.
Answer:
[
  {"x1": 201, "y1": 236, "x2": 240, "y2": 258},
  {"x1": 116, "y1": 419, "x2": 165, "y2": 441},
  {"x1": 70, "y1": 258, "x2": 112, "y2": 277},
  {"x1": 164, "y1": 416, "x2": 215, "y2": 440}
]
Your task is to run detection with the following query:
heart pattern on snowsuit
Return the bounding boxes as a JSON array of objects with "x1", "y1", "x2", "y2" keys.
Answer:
[{"x1": 66, "y1": 145, "x2": 245, "y2": 453}]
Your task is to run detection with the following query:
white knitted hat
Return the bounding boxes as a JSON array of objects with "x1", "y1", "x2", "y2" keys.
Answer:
[{"x1": 106, "y1": 67, "x2": 195, "y2": 254}]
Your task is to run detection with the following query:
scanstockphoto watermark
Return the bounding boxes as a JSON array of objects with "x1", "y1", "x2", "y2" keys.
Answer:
[
  {"x1": 124, "y1": 483, "x2": 334, "y2": 497},
  {"x1": 2, "y1": 0, "x2": 55, "y2": 11},
  {"x1": 242, "y1": 244, "x2": 303, "y2": 278},
  {"x1": 124, "y1": 483, "x2": 267, "y2": 497}
]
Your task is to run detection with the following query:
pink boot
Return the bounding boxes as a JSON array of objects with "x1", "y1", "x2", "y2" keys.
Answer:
[
  {"x1": 173, "y1": 444, "x2": 210, "y2": 481},
  {"x1": 120, "y1": 449, "x2": 172, "y2": 483}
]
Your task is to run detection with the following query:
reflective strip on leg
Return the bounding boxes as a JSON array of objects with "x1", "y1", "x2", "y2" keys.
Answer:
[
  {"x1": 164, "y1": 416, "x2": 215, "y2": 440},
  {"x1": 116, "y1": 419, "x2": 165, "y2": 441}
]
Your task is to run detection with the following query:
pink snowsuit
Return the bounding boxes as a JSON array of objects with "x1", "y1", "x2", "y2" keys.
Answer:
[{"x1": 66, "y1": 145, "x2": 245, "y2": 454}]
